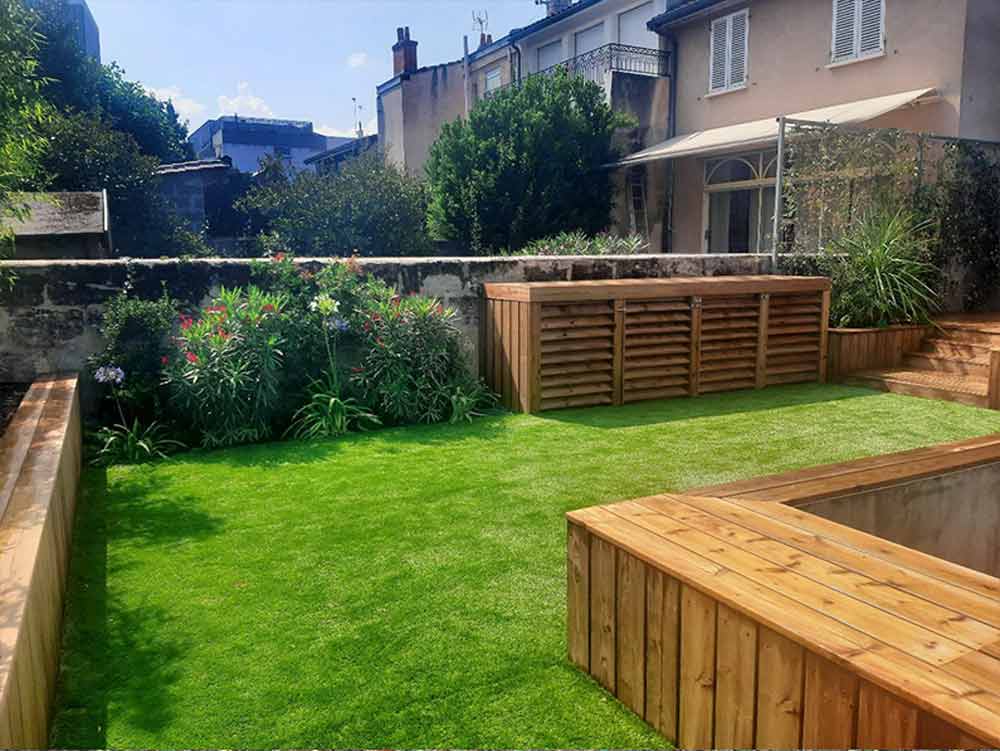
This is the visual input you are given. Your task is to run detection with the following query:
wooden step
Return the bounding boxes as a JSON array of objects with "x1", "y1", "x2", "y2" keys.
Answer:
[
  {"x1": 922, "y1": 338, "x2": 993, "y2": 362},
  {"x1": 902, "y1": 352, "x2": 990, "y2": 377},
  {"x1": 843, "y1": 368, "x2": 989, "y2": 409},
  {"x1": 937, "y1": 325, "x2": 1000, "y2": 347}
]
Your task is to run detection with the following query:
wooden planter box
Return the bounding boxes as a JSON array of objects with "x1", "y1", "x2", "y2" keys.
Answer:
[
  {"x1": 482, "y1": 276, "x2": 831, "y2": 412},
  {"x1": 827, "y1": 324, "x2": 930, "y2": 381}
]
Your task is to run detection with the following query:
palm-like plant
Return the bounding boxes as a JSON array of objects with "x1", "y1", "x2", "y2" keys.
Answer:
[{"x1": 828, "y1": 207, "x2": 940, "y2": 328}]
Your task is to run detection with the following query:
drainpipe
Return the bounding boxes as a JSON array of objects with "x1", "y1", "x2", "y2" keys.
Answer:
[
  {"x1": 772, "y1": 116, "x2": 787, "y2": 268},
  {"x1": 512, "y1": 39, "x2": 523, "y2": 83},
  {"x1": 665, "y1": 31, "x2": 679, "y2": 251}
]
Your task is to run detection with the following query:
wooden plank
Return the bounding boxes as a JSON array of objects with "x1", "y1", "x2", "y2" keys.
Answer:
[
  {"x1": 567, "y1": 521, "x2": 590, "y2": 670},
  {"x1": 802, "y1": 651, "x2": 858, "y2": 748},
  {"x1": 917, "y1": 710, "x2": 989, "y2": 749},
  {"x1": 679, "y1": 584, "x2": 716, "y2": 749},
  {"x1": 645, "y1": 570, "x2": 680, "y2": 742},
  {"x1": 616, "y1": 552, "x2": 646, "y2": 715},
  {"x1": 589, "y1": 536, "x2": 616, "y2": 692},
  {"x1": 483, "y1": 275, "x2": 831, "y2": 303},
  {"x1": 482, "y1": 299, "x2": 494, "y2": 384},
  {"x1": 714, "y1": 603, "x2": 757, "y2": 748},
  {"x1": 988, "y1": 349, "x2": 1000, "y2": 410},
  {"x1": 756, "y1": 293, "x2": 769, "y2": 389},
  {"x1": 755, "y1": 627, "x2": 804, "y2": 749},
  {"x1": 689, "y1": 297, "x2": 701, "y2": 397},
  {"x1": 857, "y1": 680, "x2": 918, "y2": 749},
  {"x1": 510, "y1": 301, "x2": 522, "y2": 411},
  {"x1": 613, "y1": 300, "x2": 625, "y2": 407},
  {"x1": 818, "y1": 289, "x2": 830, "y2": 382},
  {"x1": 491, "y1": 299, "x2": 503, "y2": 403}
]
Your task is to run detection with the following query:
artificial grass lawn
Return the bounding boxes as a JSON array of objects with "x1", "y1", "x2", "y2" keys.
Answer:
[{"x1": 51, "y1": 384, "x2": 1000, "y2": 748}]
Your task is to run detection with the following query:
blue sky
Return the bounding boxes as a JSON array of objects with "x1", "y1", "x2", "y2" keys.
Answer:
[{"x1": 88, "y1": 0, "x2": 541, "y2": 138}]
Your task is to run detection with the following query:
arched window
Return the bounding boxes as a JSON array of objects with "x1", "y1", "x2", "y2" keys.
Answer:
[{"x1": 703, "y1": 151, "x2": 778, "y2": 253}]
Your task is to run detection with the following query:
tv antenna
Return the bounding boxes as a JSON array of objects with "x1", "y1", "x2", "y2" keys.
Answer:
[
  {"x1": 472, "y1": 10, "x2": 489, "y2": 35},
  {"x1": 352, "y1": 97, "x2": 364, "y2": 138}
]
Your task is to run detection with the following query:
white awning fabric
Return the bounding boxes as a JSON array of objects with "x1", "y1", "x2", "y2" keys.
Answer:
[{"x1": 611, "y1": 87, "x2": 937, "y2": 168}]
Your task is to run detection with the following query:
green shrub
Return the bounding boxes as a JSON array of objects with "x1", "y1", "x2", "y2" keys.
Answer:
[
  {"x1": 90, "y1": 287, "x2": 176, "y2": 421},
  {"x1": 825, "y1": 206, "x2": 940, "y2": 328},
  {"x1": 426, "y1": 71, "x2": 628, "y2": 253},
  {"x1": 92, "y1": 419, "x2": 185, "y2": 466},
  {"x1": 164, "y1": 286, "x2": 289, "y2": 448},
  {"x1": 516, "y1": 231, "x2": 648, "y2": 256}
]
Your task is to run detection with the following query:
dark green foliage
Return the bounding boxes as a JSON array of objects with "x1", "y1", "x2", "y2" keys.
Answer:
[
  {"x1": 287, "y1": 370, "x2": 380, "y2": 439},
  {"x1": 515, "y1": 230, "x2": 647, "y2": 255},
  {"x1": 90, "y1": 286, "x2": 177, "y2": 421},
  {"x1": 34, "y1": 110, "x2": 209, "y2": 256},
  {"x1": 30, "y1": 0, "x2": 190, "y2": 162},
  {"x1": 92, "y1": 419, "x2": 185, "y2": 465},
  {"x1": 426, "y1": 71, "x2": 627, "y2": 253},
  {"x1": 239, "y1": 152, "x2": 431, "y2": 257}
]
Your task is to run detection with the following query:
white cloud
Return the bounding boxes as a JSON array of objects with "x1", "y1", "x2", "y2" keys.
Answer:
[
  {"x1": 315, "y1": 116, "x2": 378, "y2": 139},
  {"x1": 217, "y1": 81, "x2": 274, "y2": 118},
  {"x1": 346, "y1": 51, "x2": 368, "y2": 69},
  {"x1": 145, "y1": 84, "x2": 206, "y2": 126}
]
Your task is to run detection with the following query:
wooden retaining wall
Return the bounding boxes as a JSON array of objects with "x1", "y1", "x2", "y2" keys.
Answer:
[
  {"x1": 567, "y1": 496, "x2": 998, "y2": 750},
  {"x1": 483, "y1": 276, "x2": 831, "y2": 412},
  {"x1": 827, "y1": 325, "x2": 928, "y2": 381},
  {"x1": 0, "y1": 375, "x2": 82, "y2": 748}
]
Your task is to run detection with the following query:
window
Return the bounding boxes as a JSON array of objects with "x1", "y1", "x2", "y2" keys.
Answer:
[
  {"x1": 618, "y1": 2, "x2": 656, "y2": 48},
  {"x1": 575, "y1": 22, "x2": 605, "y2": 56},
  {"x1": 831, "y1": 0, "x2": 884, "y2": 64},
  {"x1": 537, "y1": 40, "x2": 563, "y2": 71},
  {"x1": 703, "y1": 151, "x2": 776, "y2": 253},
  {"x1": 708, "y1": 9, "x2": 749, "y2": 95},
  {"x1": 484, "y1": 66, "x2": 502, "y2": 94}
]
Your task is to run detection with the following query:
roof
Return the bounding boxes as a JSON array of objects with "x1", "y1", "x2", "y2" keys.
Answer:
[
  {"x1": 647, "y1": 0, "x2": 731, "y2": 30},
  {"x1": 304, "y1": 134, "x2": 379, "y2": 165},
  {"x1": 155, "y1": 159, "x2": 232, "y2": 176},
  {"x1": 611, "y1": 87, "x2": 938, "y2": 167},
  {"x1": 2, "y1": 192, "x2": 108, "y2": 237},
  {"x1": 509, "y1": 0, "x2": 605, "y2": 41}
]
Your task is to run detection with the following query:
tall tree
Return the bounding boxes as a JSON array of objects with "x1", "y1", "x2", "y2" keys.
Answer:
[{"x1": 426, "y1": 71, "x2": 627, "y2": 253}]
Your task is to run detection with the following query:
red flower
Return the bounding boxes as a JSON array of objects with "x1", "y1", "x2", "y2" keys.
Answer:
[
  {"x1": 362, "y1": 321, "x2": 372, "y2": 332},
  {"x1": 375, "y1": 337, "x2": 384, "y2": 347},
  {"x1": 351, "y1": 366, "x2": 364, "y2": 373},
  {"x1": 216, "y1": 328, "x2": 230, "y2": 340},
  {"x1": 274, "y1": 252, "x2": 286, "y2": 262},
  {"x1": 185, "y1": 351, "x2": 199, "y2": 364},
  {"x1": 179, "y1": 314, "x2": 193, "y2": 330},
  {"x1": 161, "y1": 355, "x2": 169, "y2": 366},
  {"x1": 435, "y1": 304, "x2": 444, "y2": 315},
  {"x1": 205, "y1": 305, "x2": 227, "y2": 315},
  {"x1": 262, "y1": 303, "x2": 276, "y2": 313},
  {"x1": 391, "y1": 296, "x2": 401, "y2": 307}
]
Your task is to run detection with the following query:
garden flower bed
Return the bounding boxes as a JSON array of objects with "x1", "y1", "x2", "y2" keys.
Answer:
[{"x1": 48, "y1": 384, "x2": 1000, "y2": 748}]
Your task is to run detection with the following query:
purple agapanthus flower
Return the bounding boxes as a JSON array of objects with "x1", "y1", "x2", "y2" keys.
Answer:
[
  {"x1": 328, "y1": 317, "x2": 350, "y2": 333},
  {"x1": 95, "y1": 365, "x2": 125, "y2": 385}
]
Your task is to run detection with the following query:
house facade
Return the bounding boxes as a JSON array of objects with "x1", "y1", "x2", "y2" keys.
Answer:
[
  {"x1": 614, "y1": 0, "x2": 1000, "y2": 252},
  {"x1": 376, "y1": 0, "x2": 672, "y2": 179},
  {"x1": 189, "y1": 116, "x2": 349, "y2": 173}
]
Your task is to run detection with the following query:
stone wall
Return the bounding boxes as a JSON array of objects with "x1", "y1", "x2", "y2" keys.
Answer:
[{"x1": 0, "y1": 254, "x2": 772, "y2": 383}]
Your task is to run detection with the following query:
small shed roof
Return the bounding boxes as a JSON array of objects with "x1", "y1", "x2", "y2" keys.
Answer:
[{"x1": 4, "y1": 192, "x2": 108, "y2": 237}]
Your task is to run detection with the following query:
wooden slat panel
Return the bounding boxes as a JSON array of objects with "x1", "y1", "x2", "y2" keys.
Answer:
[
  {"x1": 645, "y1": 570, "x2": 681, "y2": 742},
  {"x1": 511, "y1": 301, "x2": 522, "y2": 411},
  {"x1": 802, "y1": 651, "x2": 858, "y2": 748},
  {"x1": 567, "y1": 521, "x2": 590, "y2": 670},
  {"x1": 589, "y1": 536, "x2": 616, "y2": 692},
  {"x1": 714, "y1": 603, "x2": 757, "y2": 748},
  {"x1": 857, "y1": 680, "x2": 918, "y2": 749},
  {"x1": 755, "y1": 627, "x2": 804, "y2": 749},
  {"x1": 613, "y1": 301, "x2": 625, "y2": 406},
  {"x1": 917, "y1": 710, "x2": 989, "y2": 749},
  {"x1": 616, "y1": 552, "x2": 646, "y2": 715},
  {"x1": 679, "y1": 585, "x2": 716, "y2": 749},
  {"x1": 756, "y1": 293, "x2": 769, "y2": 388}
]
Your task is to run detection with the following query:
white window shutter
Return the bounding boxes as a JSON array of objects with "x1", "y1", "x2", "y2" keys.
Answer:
[
  {"x1": 729, "y1": 10, "x2": 748, "y2": 86},
  {"x1": 859, "y1": 0, "x2": 884, "y2": 56},
  {"x1": 832, "y1": 0, "x2": 857, "y2": 61},
  {"x1": 709, "y1": 16, "x2": 729, "y2": 92}
]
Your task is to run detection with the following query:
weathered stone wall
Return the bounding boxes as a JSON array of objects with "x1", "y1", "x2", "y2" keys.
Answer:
[{"x1": 0, "y1": 254, "x2": 772, "y2": 383}]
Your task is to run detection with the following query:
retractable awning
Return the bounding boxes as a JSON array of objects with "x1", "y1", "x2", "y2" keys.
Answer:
[{"x1": 611, "y1": 87, "x2": 938, "y2": 167}]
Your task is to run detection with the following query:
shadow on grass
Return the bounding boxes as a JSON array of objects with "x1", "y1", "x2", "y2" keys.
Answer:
[
  {"x1": 50, "y1": 469, "x2": 224, "y2": 748},
  {"x1": 538, "y1": 383, "x2": 879, "y2": 430}
]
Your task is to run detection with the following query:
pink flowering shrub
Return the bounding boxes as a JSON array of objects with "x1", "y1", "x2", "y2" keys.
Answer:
[{"x1": 164, "y1": 286, "x2": 289, "y2": 447}]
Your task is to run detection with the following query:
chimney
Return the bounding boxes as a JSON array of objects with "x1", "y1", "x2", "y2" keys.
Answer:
[
  {"x1": 546, "y1": 0, "x2": 571, "y2": 16},
  {"x1": 479, "y1": 32, "x2": 487, "y2": 48},
  {"x1": 392, "y1": 26, "x2": 418, "y2": 76}
]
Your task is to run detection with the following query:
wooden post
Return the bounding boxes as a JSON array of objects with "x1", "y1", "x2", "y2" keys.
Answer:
[
  {"x1": 988, "y1": 349, "x2": 1000, "y2": 410},
  {"x1": 755, "y1": 293, "x2": 770, "y2": 389},
  {"x1": 689, "y1": 296, "x2": 702, "y2": 397},
  {"x1": 527, "y1": 302, "x2": 542, "y2": 413},
  {"x1": 818, "y1": 289, "x2": 831, "y2": 384},
  {"x1": 613, "y1": 299, "x2": 625, "y2": 406}
]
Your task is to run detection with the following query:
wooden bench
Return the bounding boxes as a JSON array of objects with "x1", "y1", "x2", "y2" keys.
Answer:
[{"x1": 567, "y1": 493, "x2": 1000, "y2": 749}]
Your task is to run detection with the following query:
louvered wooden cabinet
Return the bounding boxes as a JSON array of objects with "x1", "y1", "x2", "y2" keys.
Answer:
[{"x1": 482, "y1": 276, "x2": 831, "y2": 413}]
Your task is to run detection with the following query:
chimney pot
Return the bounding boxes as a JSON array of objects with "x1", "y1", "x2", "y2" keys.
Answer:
[{"x1": 392, "y1": 27, "x2": 419, "y2": 76}]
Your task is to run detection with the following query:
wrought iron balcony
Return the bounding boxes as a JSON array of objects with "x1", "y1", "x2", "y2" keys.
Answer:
[{"x1": 482, "y1": 43, "x2": 668, "y2": 99}]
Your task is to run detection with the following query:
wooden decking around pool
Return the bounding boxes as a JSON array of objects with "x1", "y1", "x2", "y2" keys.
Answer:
[{"x1": 567, "y1": 493, "x2": 1000, "y2": 749}]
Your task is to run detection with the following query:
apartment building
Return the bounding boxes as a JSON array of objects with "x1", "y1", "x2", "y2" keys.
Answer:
[{"x1": 612, "y1": 0, "x2": 1000, "y2": 252}]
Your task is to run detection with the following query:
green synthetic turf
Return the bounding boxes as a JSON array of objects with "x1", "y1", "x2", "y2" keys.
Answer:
[{"x1": 49, "y1": 384, "x2": 1000, "y2": 748}]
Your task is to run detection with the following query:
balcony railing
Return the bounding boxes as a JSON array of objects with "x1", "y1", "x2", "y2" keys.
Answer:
[{"x1": 483, "y1": 43, "x2": 668, "y2": 99}]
